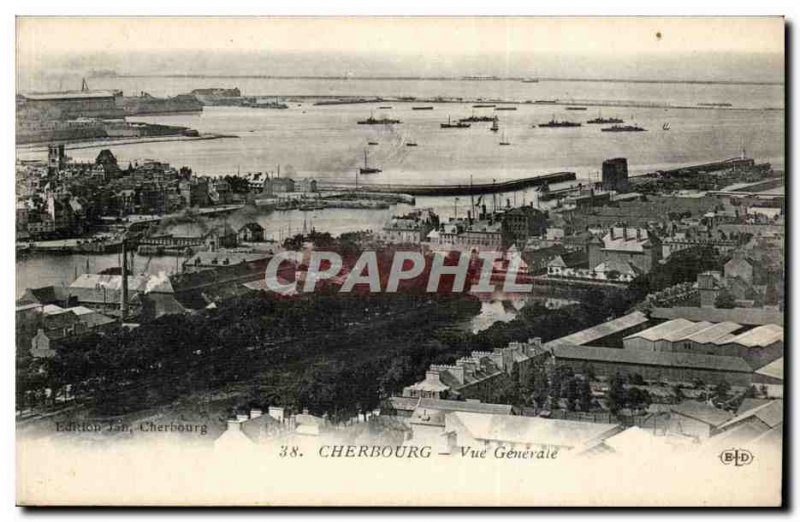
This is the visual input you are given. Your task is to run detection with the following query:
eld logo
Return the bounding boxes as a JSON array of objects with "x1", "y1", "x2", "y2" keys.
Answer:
[{"x1": 719, "y1": 448, "x2": 754, "y2": 467}]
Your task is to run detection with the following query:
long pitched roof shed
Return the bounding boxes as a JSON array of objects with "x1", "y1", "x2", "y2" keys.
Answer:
[
  {"x1": 410, "y1": 399, "x2": 515, "y2": 427},
  {"x1": 448, "y1": 411, "x2": 620, "y2": 449},
  {"x1": 717, "y1": 400, "x2": 783, "y2": 431},
  {"x1": 669, "y1": 400, "x2": 733, "y2": 427},
  {"x1": 755, "y1": 357, "x2": 784, "y2": 381},
  {"x1": 417, "y1": 399, "x2": 514, "y2": 416},
  {"x1": 552, "y1": 344, "x2": 752, "y2": 373},
  {"x1": 725, "y1": 324, "x2": 783, "y2": 348},
  {"x1": 684, "y1": 322, "x2": 743, "y2": 344},
  {"x1": 650, "y1": 306, "x2": 784, "y2": 326},
  {"x1": 624, "y1": 319, "x2": 695, "y2": 342},
  {"x1": 547, "y1": 311, "x2": 649, "y2": 347}
]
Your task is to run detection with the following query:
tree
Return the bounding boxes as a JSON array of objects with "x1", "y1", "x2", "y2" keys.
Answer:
[
  {"x1": 607, "y1": 374, "x2": 626, "y2": 415},
  {"x1": 577, "y1": 377, "x2": 593, "y2": 412},
  {"x1": 530, "y1": 365, "x2": 549, "y2": 410},
  {"x1": 626, "y1": 387, "x2": 652, "y2": 411},
  {"x1": 715, "y1": 290, "x2": 737, "y2": 309},
  {"x1": 629, "y1": 373, "x2": 646, "y2": 385},
  {"x1": 565, "y1": 377, "x2": 578, "y2": 411},
  {"x1": 714, "y1": 380, "x2": 731, "y2": 400}
]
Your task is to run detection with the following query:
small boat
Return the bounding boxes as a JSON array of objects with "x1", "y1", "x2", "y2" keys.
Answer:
[
  {"x1": 441, "y1": 115, "x2": 471, "y2": 129},
  {"x1": 406, "y1": 141, "x2": 418, "y2": 147},
  {"x1": 359, "y1": 149, "x2": 382, "y2": 174},
  {"x1": 499, "y1": 132, "x2": 510, "y2": 146},
  {"x1": 662, "y1": 122, "x2": 671, "y2": 131},
  {"x1": 521, "y1": 78, "x2": 539, "y2": 83},
  {"x1": 473, "y1": 104, "x2": 496, "y2": 108},
  {"x1": 490, "y1": 117, "x2": 499, "y2": 132},
  {"x1": 379, "y1": 106, "x2": 393, "y2": 109},
  {"x1": 566, "y1": 106, "x2": 587, "y2": 111},
  {"x1": 368, "y1": 141, "x2": 379, "y2": 146},
  {"x1": 495, "y1": 106, "x2": 517, "y2": 111},
  {"x1": 412, "y1": 106, "x2": 434, "y2": 110}
]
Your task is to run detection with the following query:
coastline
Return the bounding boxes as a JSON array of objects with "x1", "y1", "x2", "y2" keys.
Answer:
[{"x1": 15, "y1": 133, "x2": 238, "y2": 154}]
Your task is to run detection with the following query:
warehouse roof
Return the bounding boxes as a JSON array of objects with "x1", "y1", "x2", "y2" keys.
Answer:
[
  {"x1": 725, "y1": 324, "x2": 783, "y2": 348},
  {"x1": 409, "y1": 399, "x2": 515, "y2": 427},
  {"x1": 447, "y1": 411, "x2": 620, "y2": 450},
  {"x1": 650, "y1": 306, "x2": 783, "y2": 326},
  {"x1": 547, "y1": 311, "x2": 649, "y2": 347},
  {"x1": 717, "y1": 400, "x2": 783, "y2": 431},
  {"x1": 670, "y1": 400, "x2": 733, "y2": 427},
  {"x1": 755, "y1": 358, "x2": 783, "y2": 381},
  {"x1": 684, "y1": 322, "x2": 743, "y2": 344},
  {"x1": 624, "y1": 318, "x2": 695, "y2": 342},
  {"x1": 551, "y1": 344, "x2": 752, "y2": 373}
]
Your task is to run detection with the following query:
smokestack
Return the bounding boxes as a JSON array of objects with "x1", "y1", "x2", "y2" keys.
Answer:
[{"x1": 120, "y1": 235, "x2": 129, "y2": 320}]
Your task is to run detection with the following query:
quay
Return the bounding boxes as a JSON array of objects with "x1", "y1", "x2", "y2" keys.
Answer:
[{"x1": 319, "y1": 171, "x2": 576, "y2": 196}]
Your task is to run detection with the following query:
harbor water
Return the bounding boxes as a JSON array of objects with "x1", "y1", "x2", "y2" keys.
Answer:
[{"x1": 16, "y1": 77, "x2": 784, "y2": 295}]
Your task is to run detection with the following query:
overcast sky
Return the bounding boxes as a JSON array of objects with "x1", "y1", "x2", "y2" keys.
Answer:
[{"x1": 16, "y1": 17, "x2": 785, "y2": 83}]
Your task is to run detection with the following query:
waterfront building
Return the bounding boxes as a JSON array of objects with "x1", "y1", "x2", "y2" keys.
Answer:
[
  {"x1": 426, "y1": 217, "x2": 503, "y2": 252},
  {"x1": 237, "y1": 222, "x2": 266, "y2": 242},
  {"x1": 262, "y1": 177, "x2": 296, "y2": 195},
  {"x1": 19, "y1": 89, "x2": 124, "y2": 120},
  {"x1": 68, "y1": 272, "x2": 174, "y2": 315},
  {"x1": 183, "y1": 250, "x2": 270, "y2": 272},
  {"x1": 381, "y1": 209, "x2": 438, "y2": 245},
  {"x1": 501, "y1": 206, "x2": 548, "y2": 247},
  {"x1": 602, "y1": 158, "x2": 629, "y2": 191}
]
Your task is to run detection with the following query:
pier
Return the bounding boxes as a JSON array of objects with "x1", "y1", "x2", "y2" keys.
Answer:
[{"x1": 320, "y1": 171, "x2": 576, "y2": 196}]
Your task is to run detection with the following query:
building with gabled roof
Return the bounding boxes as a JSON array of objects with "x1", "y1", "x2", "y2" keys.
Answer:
[
  {"x1": 444, "y1": 411, "x2": 622, "y2": 454},
  {"x1": 68, "y1": 272, "x2": 174, "y2": 315},
  {"x1": 588, "y1": 226, "x2": 661, "y2": 275},
  {"x1": 402, "y1": 338, "x2": 546, "y2": 401},
  {"x1": 237, "y1": 222, "x2": 265, "y2": 242},
  {"x1": 546, "y1": 311, "x2": 649, "y2": 348},
  {"x1": 714, "y1": 399, "x2": 782, "y2": 437},
  {"x1": 550, "y1": 344, "x2": 753, "y2": 386}
]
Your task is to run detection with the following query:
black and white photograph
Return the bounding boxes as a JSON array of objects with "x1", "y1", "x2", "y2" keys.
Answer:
[{"x1": 12, "y1": 15, "x2": 786, "y2": 506}]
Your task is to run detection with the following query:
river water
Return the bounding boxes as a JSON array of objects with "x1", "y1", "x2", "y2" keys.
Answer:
[{"x1": 16, "y1": 76, "x2": 784, "y2": 296}]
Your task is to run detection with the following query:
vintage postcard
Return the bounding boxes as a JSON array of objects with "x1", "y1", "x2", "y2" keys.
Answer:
[{"x1": 15, "y1": 16, "x2": 785, "y2": 506}]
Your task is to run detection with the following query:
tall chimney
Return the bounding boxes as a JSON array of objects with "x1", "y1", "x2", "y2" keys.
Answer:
[{"x1": 120, "y1": 235, "x2": 129, "y2": 320}]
